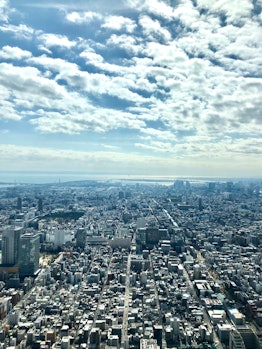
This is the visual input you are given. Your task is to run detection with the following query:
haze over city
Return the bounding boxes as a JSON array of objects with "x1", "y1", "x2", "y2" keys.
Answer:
[{"x1": 0, "y1": 0, "x2": 262, "y2": 178}]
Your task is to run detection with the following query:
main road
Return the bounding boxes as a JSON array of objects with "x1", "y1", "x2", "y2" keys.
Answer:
[{"x1": 121, "y1": 252, "x2": 131, "y2": 349}]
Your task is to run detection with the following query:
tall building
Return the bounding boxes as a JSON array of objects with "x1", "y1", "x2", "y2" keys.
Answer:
[
  {"x1": 38, "y1": 197, "x2": 43, "y2": 212},
  {"x1": 75, "y1": 228, "x2": 86, "y2": 249},
  {"x1": 1, "y1": 227, "x2": 22, "y2": 265},
  {"x1": 19, "y1": 232, "x2": 40, "y2": 277},
  {"x1": 54, "y1": 230, "x2": 65, "y2": 247},
  {"x1": 17, "y1": 197, "x2": 22, "y2": 211}
]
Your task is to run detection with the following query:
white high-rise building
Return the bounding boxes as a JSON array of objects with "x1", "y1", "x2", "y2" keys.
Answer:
[{"x1": 54, "y1": 230, "x2": 65, "y2": 247}]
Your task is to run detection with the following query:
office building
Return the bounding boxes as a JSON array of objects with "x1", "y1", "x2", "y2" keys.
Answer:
[
  {"x1": 17, "y1": 197, "x2": 22, "y2": 211},
  {"x1": 1, "y1": 227, "x2": 22, "y2": 265},
  {"x1": 38, "y1": 197, "x2": 43, "y2": 212},
  {"x1": 19, "y1": 232, "x2": 40, "y2": 277},
  {"x1": 54, "y1": 230, "x2": 65, "y2": 247},
  {"x1": 75, "y1": 228, "x2": 86, "y2": 249}
]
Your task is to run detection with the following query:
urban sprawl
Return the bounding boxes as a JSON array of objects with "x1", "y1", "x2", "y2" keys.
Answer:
[{"x1": 0, "y1": 179, "x2": 261, "y2": 349}]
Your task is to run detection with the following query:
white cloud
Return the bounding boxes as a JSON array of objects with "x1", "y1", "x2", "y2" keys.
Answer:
[
  {"x1": 128, "y1": 0, "x2": 175, "y2": 21},
  {"x1": 0, "y1": 0, "x2": 9, "y2": 22},
  {"x1": 196, "y1": 0, "x2": 253, "y2": 25},
  {"x1": 66, "y1": 11, "x2": 102, "y2": 24},
  {"x1": 142, "y1": 0, "x2": 175, "y2": 20},
  {"x1": 101, "y1": 144, "x2": 120, "y2": 150},
  {"x1": 140, "y1": 128, "x2": 177, "y2": 141},
  {"x1": 0, "y1": 23, "x2": 35, "y2": 40},
  {"x1": 27, "y1": 55, "x2": 80, "y2": 74},
  {"x1": 0, "y1": 63, "x2": 69, "y2": 119},
  {"x1": 1, "y1": 137, "x2": 261, "y2": 177},
  {"x1": 80, "y1": 50, "x2": 104, "y2": 64},
  {"x1": 173, "y1": 0, "x2": 200, "y2": 27},
  {"x1": 135, "y1": 129, "x2": 262, "y2": 163},
  {"x1": 37, "y1": 45, "x2": 52, "y2": 54},
  {"x1": 30, "y1": 105, "x2": 146, "y2": 135},
  {"x1": 102, "y1": 15, "x2": 136, "y2": 33},
  {"x1": 0, "y1": 63, "x2": 66, "y2": 100},
  {"x1": 135, "y1": 140, "x2": 174, "y2": 153},
  {"x1": 0, "y1": 143, "x2": 172, "y2": 175},
  {"x1": 139, "y1": 15, "x2": 172, "y2": 42},
  {"x1": 0, "y1": 0, "x2": 261, "y2": 177},
  {"x1": 106, "y1": 34, "x2": 140, "y2": 55},
  {"x1": 38, "y1": 33, "x2": 76, "y2": 48},
  {"x1": 0, "y1": 46, "x2": 32, "y2": 60},
  {"x1": 28, "y1": 54, "x2": 149, "y2": 102},
  {"x1": 0, "y1": 61, "x2": 148, "y2": 134},
  {"x1": 143, "y1": 41, "x2": 188, "y2": 67},
  {"x1": 80, "y1": 49, "x2": 157, "y2": 93},
  {"x1": 0, "y1": 99, "x2": 22, "y2": 121}
]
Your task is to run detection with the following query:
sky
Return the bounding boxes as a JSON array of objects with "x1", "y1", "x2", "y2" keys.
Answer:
[{"x1": 0, "y1": 0, "x2": 262, "y2": 179}]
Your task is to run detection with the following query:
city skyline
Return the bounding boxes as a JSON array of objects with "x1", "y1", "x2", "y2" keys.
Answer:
[{"x1": 0, "y1": 0, "x2": 262, "y2": 178}]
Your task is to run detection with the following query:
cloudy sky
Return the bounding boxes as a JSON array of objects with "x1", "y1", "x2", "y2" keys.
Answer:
[{"x1": 0, "y1": 0, "x2": 262, "y2": 179}]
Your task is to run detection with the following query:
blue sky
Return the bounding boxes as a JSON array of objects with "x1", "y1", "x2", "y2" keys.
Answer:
[{"x1": 0, "y1": 0, "x2": 261, "y2": 178}]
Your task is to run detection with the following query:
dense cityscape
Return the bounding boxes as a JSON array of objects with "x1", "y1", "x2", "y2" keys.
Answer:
[{"x1": 0, "y1": 178, "x2": 261, "y2": 349}]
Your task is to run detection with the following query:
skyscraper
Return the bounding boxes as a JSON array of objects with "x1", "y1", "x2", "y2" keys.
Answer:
[
  {"x1": 38, "y1": 197, "x2": 43, "y2": 212},
  {"x1": 1, "y1": 227, "x2": 22, "y2": 265},
  {"x1": 17, "y1": 197, "x2": 22, "y2": 211},
  {"x1": 19, "y1": 232, "x2": 40, "y2": 277}
]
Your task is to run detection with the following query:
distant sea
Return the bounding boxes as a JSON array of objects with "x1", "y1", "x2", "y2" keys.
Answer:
[
  {"x1": 0, "y1": 171, "x2": 178, "y2": 185},
  {"x1": 0, "y1": 171, "x2": 259, "y2": 186},
  {"x1": 0, "y1": 171, "x2": 202, "y2": 186},
  {"x1": 0, "y1": 171, "x2": 102, "y2": 184},
  {"x1": 0, "y1": 172, "x2": 114, "y2": 185}
]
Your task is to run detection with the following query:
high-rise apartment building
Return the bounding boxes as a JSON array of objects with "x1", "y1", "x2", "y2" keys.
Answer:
[
  {"x1": 1, "y1": 227, "x2": 22, "y2": 265},
  {"x1": 19, "y1": 232, "x2": 40, "y2": 277}
]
